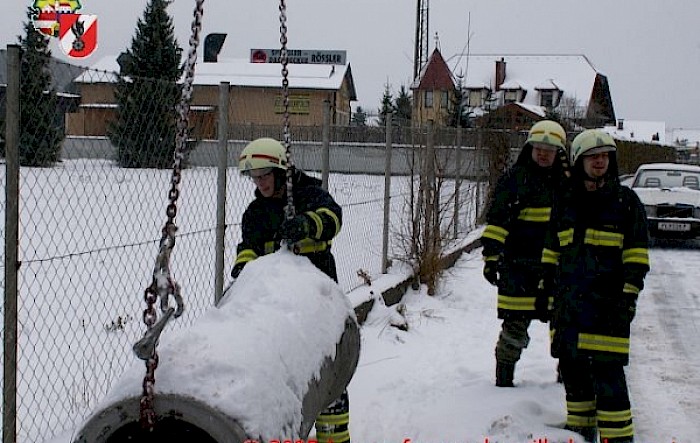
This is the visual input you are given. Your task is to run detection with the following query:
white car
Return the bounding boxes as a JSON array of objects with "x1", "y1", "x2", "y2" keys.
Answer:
[{"x1": 630, "y1": 163, "x2": 700, "y2": 239}]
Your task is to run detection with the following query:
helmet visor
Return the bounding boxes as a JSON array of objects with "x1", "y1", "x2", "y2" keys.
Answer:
[
  {"x1": 583, "y1": 145, "x2": 616, "y2": 156},
  {"x1": 242, "y1": 167, "x2": 274, "y2": 178},
  {"x1": 531, "y1": 142, "x2": 559, "y2": 151}
]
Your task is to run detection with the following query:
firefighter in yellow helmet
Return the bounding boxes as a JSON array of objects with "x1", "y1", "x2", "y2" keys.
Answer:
[
  {"x1": 480, "y1": 120, "x2": 569, "y2": 387},
  {"x1": 233, "y1": 138, "x2": 350, "y2": 443},
  {"x1": 541, "y1": 129, "x2": 650, "y2": 443}
]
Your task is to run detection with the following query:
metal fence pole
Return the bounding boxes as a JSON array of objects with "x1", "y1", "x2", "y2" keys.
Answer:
[
  {"x1": 321, "y1": 99, "x2": 330, "y2": 190},
  {"x1": 453, "y1": 127, "x2": 463, "y2": 238},
  {"x1": 4, "y1": 44, "x2": 21, "y2": 443},
  {"x1": 381, "y1": 112, "x2": 393, "y2": 274},
  {"x1": 214, "y1": 82, "x2": 229, "y2": 306},
  {"x1": 424, "y1": 120, "x2": 435, "y2": 258}
]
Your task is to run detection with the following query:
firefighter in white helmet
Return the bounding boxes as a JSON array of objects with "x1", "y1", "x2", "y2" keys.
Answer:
[
  {"x1": 233, "y1": 137, "x2": 350, "y2": 443},
  {"x1": 541, "y1": 129, "x2": 650, "y2": 443},
  {"x1": 481, "y1": 120, "x2": 569, "y2": 387}
]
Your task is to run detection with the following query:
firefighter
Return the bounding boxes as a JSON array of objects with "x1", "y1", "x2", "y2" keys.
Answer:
[
  {"x1": 541, "y1": 129, "x2": 650, "y2": 443},
  {"x1": 481, "y1": 120, "x2": 569, "y2": 387},
  {"x1": 232, "y1": 137, "x2": 350, "y2": 443}
]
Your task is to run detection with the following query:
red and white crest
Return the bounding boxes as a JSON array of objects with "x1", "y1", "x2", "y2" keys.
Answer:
[{"x1": 59, "y1": 14, "x2": 98, "y2": 58}]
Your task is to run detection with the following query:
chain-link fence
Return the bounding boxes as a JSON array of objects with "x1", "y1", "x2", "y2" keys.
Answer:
[
  {"x1": 1, "y1": 45, "x2": 679, "y2": 442},
  {"x1": 1, "y1": 48, "x2": 493, "y2": 442}
]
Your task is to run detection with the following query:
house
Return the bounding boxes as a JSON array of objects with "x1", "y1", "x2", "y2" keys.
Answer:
[
  {"x1": 0, "y1": 49, "x2": 82, "y2": 142},
  {"x1": 602, "y1": 119, "x2": 666, "y2": 144},
  {"x1": 447, "y1": 54, "x2": 617, "y2": 128},
  {"x1": 410, "y1": 49, "x2": 457, "y2": 127},
  {"x1": 66, "y1": 55, "x2": 357, "y2": 138}
]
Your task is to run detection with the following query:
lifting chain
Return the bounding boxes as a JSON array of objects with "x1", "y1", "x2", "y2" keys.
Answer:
[
  {"x1": 279, "y1": 0, "x2": 295, "y2": 221},
  {"x1": 135, "y1": 0, "x2": 205, "y2": 431}
]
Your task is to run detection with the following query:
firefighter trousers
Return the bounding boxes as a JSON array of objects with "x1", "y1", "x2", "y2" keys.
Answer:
[
  {"x1": 315, "y1": 390, "x2": 350, "y2": 443},
  {"x1": 559, "y1": 357, "x2": 634, "y2": 442},
  {"x1": 495, "y1": 317, "x2": 532, "y2": 364}
]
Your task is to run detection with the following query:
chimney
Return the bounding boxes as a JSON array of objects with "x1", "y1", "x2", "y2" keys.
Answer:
[
  {"x1": 116, "y1": 52, "x2": 133, "y2": 74},
  {"x1": 495, "y1": 57, "x2": 506, "y2": 91},
  {"x1": 204, "y1": 33, "x2": 227, "y2": 63},
  {"x1": 617, "y1": 119, "x2": 624, "y2": 130}
]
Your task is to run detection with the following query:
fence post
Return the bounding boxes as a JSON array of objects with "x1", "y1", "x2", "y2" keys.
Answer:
[
  {"x1": 321, "y1": 99, "x2": 331, "y2": 190},
  {"x1": 214, "y1": 82, "x2": 229, "y2": 306},
  {"x1": 381, "y1": 112, "x2": 393, "y2": 274},
  {"x1": 453, "y1": 127, "x2": 463, "y2": 238},
  {"x1": 4, "y1": 44, "x2": 21, "y2": 443},
  {"x1": 424, "y1": 120, "x2": 435, "y2": 260},
  {"x1": 475, "y1": 128, "x2": 484, "y2": 224}
]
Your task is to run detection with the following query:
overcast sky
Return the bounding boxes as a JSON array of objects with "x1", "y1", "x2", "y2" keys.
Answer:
[{"x1": 3, "y1": 0, "x2": 700, "y2": 129}]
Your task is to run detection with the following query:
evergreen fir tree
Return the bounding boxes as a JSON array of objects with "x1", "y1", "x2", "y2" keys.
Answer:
[
  {"x1": 378, "y1": 84, "x2": 395, "y2": 127},
  {"x1": 17, "y1": 7, "x2": 64, "y2": 167},
  {"x1": 351, "y1": 106, "x2": 367, "y2": 126},
  {"x1": 108, "y1": 0, "x2": 183, "y2": 168},
  {"x1": 394, "y1": 85, "x2": 412, "y2": 127},
  {"x1": 448, "y1": 76, "x2": 469, "y2": 128}
]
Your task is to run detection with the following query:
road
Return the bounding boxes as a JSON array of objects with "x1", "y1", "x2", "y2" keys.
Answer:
[{"x1": 629, "y1": 242, "x2": 700, "y2": 442}]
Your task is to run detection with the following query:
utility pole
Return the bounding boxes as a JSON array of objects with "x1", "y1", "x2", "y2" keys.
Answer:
[{"x1": 413, "y1": 0, "x2": 429, "y2": 81}]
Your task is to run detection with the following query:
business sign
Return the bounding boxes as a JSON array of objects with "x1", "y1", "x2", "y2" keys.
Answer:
[
  {"x1": 250, "y1": 49, "x2": 346, "y2": 65},
  {"x1": 274, "y1": 94, "x2": 311, "y2": 115}
]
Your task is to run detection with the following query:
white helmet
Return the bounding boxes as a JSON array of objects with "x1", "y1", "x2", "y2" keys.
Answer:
[
  {"x1": 526, "y1": 120, "x2": 567, "y2": 150},
  {"x1": 571, "y1": 130, "x2": 616, "y2": 165},
  {"x1": 238, "y1": 138, "x2": 288, "y2": 174}
]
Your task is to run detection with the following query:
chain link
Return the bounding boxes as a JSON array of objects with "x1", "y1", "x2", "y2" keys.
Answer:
[
  {"x1": 279, "y1": 0, "x2": 295, "y2": 221},
  {"x1": 138, "y1": 0, "x2": 205, "y2": 430}
]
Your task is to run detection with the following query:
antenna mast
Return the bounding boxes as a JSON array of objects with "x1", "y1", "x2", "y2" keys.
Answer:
[{"x1": 413, "y1": 0, "x2": 429, "y2": 80}]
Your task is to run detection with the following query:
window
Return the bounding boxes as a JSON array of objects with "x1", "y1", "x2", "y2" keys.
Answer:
[
  {"x1": 467, "y1": 89, "x2": 483, "y2": 107},
  {"x1": 540, "y1": 90, "x2": 555, "y2": 108},
  {"x1": 425, "y1": 91, "x2": 433, "y2": 108},
  {"x1": 503, "y1": 89, "x2": 519, "y2": 104},
  {"x1": 441, "y1": 91, "x2": 449, "y2": 109}
]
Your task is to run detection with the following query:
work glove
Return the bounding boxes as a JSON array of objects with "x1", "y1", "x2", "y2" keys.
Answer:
[
  {"x1": 535, "y1": 265, "x2": 556, "y2": 323},
  {"x1": 230, "y1": 262, "x2": 246, "y2": 279},
  {"x1": 278, "y1": 214, "x2": 311, "y2": 243},
  {"x1": 535, "y1": 280, "x2": 552, "y2": 323},
  {"x1": 482, "y1": 256, "x2": 501, "y2": 286},
  {"x1": 617, "y1": 297, "x2": 637, "y2": 324}
]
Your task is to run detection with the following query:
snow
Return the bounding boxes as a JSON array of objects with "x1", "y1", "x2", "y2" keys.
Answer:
[
  {"x1": 602, "y1": 120, "x2": 667, "y2": 144},
  {"x1": 78, "y1": 250, "x2": 355, "y2": 439},
  {"x1": 44, "y1": 238, "x2": 700, "y2": 443},
  {"x1": 75, "y1": 56, "x2": 350, "y2": 91},
  {"x1": 452, "y1": 54, "x2": 599, "y2": 111}
]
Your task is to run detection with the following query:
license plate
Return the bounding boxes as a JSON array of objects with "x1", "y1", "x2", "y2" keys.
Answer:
[{"x1": 658, "y1": 222, "x2": 691, "y2": 231}]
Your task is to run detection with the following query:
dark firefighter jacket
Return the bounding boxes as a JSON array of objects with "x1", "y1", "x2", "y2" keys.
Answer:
[
  {"x1": 542, "y1": 167, "x2": 650, "y2": 365},
  {"x1": 233, "y1": 169, "x2": 342, "y2": 282},
  {"x1": 481, "y1": 143, "x2": 568, "y2": 319}
]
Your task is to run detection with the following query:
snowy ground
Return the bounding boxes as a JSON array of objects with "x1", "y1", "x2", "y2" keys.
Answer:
[
  {"x1": 44, "y1": 240, "x2": 700, "y2": 443},
  {"x1": 344, "y1": 241, "x2": 700, "y2": 443}
]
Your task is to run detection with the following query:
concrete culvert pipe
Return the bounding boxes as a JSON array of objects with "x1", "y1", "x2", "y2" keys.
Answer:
[{"x1": 72, "y1": 252, "x2": 361, "y2": 442}]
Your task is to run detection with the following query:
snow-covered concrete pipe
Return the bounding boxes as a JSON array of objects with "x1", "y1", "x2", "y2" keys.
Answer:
[{"x1": 71, "y1": 251, "x2": 361, "y2": 442}]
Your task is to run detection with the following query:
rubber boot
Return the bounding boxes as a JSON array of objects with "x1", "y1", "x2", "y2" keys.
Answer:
[
  {"x1": 495, "y1": 361, "x2": 515, "y2": 387},
  {"x1": 565, "y1": 425, "x2": 597, "y2": 443}
]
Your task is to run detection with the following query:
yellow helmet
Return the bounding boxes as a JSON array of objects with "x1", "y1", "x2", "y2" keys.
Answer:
[
  {"x1": 571, "y1": 129, "x2": 616, "y2": 165},
  {"x1": 526, "y1": 120, "x2": 566, "y2": 150},
  {"x1": 238, "y1": 138, "x2": 288, "y2": 174}
]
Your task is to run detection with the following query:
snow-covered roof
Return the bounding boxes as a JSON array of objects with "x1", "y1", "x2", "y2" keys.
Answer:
[
  {"x1": 448, "y1": 54, "x2": 600, "y2": 109},
  {"x1": 666, "y1": 128, "x2": 700, "y2": 147},
  {"x1": 513, "y1": 102, "x2": 547, "y2": 118},
  {"x1": 602, "y1": 119, "x2": 666, "y2": 144},
  {"x1": 75, "y1": 56, "x2": 352, "y2": 92}
]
